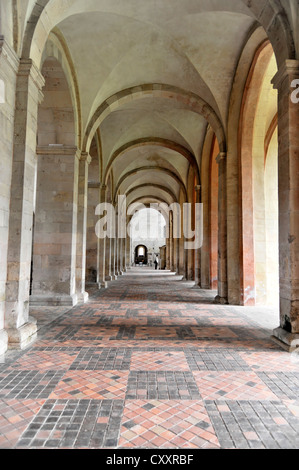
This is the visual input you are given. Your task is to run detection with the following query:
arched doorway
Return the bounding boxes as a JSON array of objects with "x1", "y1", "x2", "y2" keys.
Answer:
[
  {"x1": 130, "y1": 207, "x2": 166, "y2": 268},
  {"x1": 135, "y1": 245, "x2": 148, "y2": 266}
]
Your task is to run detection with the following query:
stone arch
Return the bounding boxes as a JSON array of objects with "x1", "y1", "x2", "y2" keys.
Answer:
[
  {"x1": 113, "y1": 166, "x2": 188, "y2": 205},
  {"x1": 125, "y1": 184, "x2": 177, "y2": 206},
  {"x1": 240, "y1": 0, "x2": 296, "y2": 65},
  {"x1": 85, "y1": 134, "x2": 101, "y2": 285},
  {"x1": 238, "y1": 40, "x2": 278, "y2": 306},
  {"x1": 83, "y1": 84, "x2": 226, "y2": 156},
  {"x1": 134, "y1": 244, "x2": 148, "y2": 265},
  {"x1": 200, "y1": 130, "x2": 219, "y2": 290},
  {"x1": 104, "y1": 137, "x2": 199, "y2": 187},
  {"x1": 21, "y1": 0, "x2": 50, "y2": 58}
]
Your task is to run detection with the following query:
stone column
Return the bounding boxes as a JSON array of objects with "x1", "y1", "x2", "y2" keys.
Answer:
[
  {"x1": 76, "y1": 151, "x2": 91, "y2": 303},
  {"x1": 178, "y1": 196, "x2": 186, "y2": 278},
  {"x1": 126, "y1": 235, "x2": 131, "y2": 269},
  {"x1": 122, "y1": 237, "x2": 126, "y2": 273},
  {"x1": 169, "y1": 213, "x2": 174, "y2": 272},
  {"x1": 31, "y1": 146, "x2": 80, "y2": 306},
  {"x1": 194, "y1": 185, "x2": 201, "y2": 286},
  {"x1": 5, "y1": 59, "x2": 44, "y2": 349},
  {"x1": 105, "y1": 236, "x2": 112, "y2": 282},
  {"x1": 173, "y1": 235, "x2": 179, "y2": 274},
  {"x1": 97, "y1": 184, "x2": 107, "y2": 288},
  {"x1": 186, "y1": 233, "x2": 194, "y2": 280},
  {"x1": 0, "y1": 37, "x2": 19, "y2": 354},
  {"x1": 86, "y1": 182, "x2": 100, "y2": 285},
  {"x1": 105, "y1": 197, "x2": 117, "y2": 282},
  {"x1": 166, "y1": 231, "x2": 170, "y2": 270},
  {"x1": 272, "y1": 60, "x2": 299, "y2": 351},
  {"x1": 115, "y1": 211, "x2": 120, "y2": 276},
  {"x1": 116, "y1": 224, "x2": 122, "y2": 276},
  {"x1": 214, "y1": 152, "x2": 228, "y2": 304},
  {"x1": 109, "y1": 236, "x2": 116, "y2": 280}
]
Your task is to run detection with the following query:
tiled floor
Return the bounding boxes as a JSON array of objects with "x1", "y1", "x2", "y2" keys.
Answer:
[{"x1": 1, "y1": 268, "x2": 299, "y2": 449}]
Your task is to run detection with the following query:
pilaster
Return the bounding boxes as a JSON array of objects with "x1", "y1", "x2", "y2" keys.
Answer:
[
  {"x1": 193, "y1": 185, "x2": 201, "y2": 287},
  {"x1": 76, "y1": 151, "x2": 91, "y2": 303},
  {"x1": 30, "y1": 146, "x2": 80, "y2": 307},
  {"x1": 5, "y1": 58, "x2": 44, "y2": 348},
  {"x1": 0, "y1": 36, "x2": 19, "y2": 354},
  {"x1": 271, "y1": 60, "x2": 299, "y2": 351},
  {"x1": 214, "y1": 152, "x2": 228, "y2": 304},
  {"x1": 97, "y1": 184, "x2": 107, "y2": 288}
]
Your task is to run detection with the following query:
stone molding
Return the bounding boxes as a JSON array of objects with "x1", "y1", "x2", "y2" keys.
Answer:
[
  {"x1": 272, "y1": 59, "x2": 299, "y2": 89},
  {"x1": 0, "y1": 35, "x2": 19, "y2": 73},
  {"x1": 216, "y1": 152, "x2": 226, "y2": 164},
  {"x1": 36, "y1": 145, "x2": 78, "y2": 156}
]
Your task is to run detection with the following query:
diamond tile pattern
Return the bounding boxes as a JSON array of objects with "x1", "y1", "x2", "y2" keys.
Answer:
[{"x1": 0, "y1": 268, "x2": 299, "y2": 449}]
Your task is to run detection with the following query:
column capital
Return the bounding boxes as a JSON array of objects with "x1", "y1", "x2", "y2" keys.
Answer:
[
  {"x1": 195, "y1": 185, "x2": 201, "y2": 192},
  {"x1": 272, "y1": 59, "x2": 299, "y2": 90},
  {"x1": 216, "y1": 152, "x2": 226, "y2": 164},
  {"x1": 78, "y1": 151, "x2": 92, "y2": 165},
  {"x1": 18, "y1": 58, "x2": 45, "y2": 102}
]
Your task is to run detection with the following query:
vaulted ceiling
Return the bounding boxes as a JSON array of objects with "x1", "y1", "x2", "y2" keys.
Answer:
[{"x1": 6, "y1": 0, "x2": 287, "y2": 208}]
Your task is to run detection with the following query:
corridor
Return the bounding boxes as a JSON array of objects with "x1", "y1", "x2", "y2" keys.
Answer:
[{"x1": 0, "y1": 268, "x2": 299, "y2": 449}]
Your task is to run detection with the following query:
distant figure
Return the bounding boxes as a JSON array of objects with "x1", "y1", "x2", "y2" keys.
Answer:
[{"x1": 154, "y1": 255, "x2": 159, "y2": 270}]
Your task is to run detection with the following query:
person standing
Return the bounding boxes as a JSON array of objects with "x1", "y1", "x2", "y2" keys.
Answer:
[{"x1": 154, "y1": 255, "x2": 159, "y2": 270}]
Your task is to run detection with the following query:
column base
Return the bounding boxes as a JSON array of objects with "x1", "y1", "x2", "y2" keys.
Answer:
[
  {"x1": 105, "y1": 276, "x2": 113, "y2": 281},
  {"x1": 214, "y1": 295, "x2": 228, "y2": 305},
  {"x1": 30, "y1": 294, "x2": 78, "y2": 307},
  {"x1": 7, "y1": 317, "x2": 37, "y2": 350},
  {"x1": 272, "y1": 327, "x2": 299, "y2": 352},
  {"x1": 99, "y1": 281, "x2": 108, "y2": 289},
  {"x1": 0, "y1": 329, "x2": 8, "y2": 356},
  {"x1": 77, "y1": 292, "x2": 89, "y2": 304}
]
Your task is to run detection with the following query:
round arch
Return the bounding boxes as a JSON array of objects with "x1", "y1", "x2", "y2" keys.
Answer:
[
  {"x1": 83, "y1": 84, "x2": 226, "y2": 155},
  {"x1": 125, "y1": 184, "x2": 177, "y2": 205},
  {"x1": 113, "y1": 166, "x2": 188, "y2": 204},
  {"x1": 104, "y1": 137, "x2": 200, "y2": 186}
]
